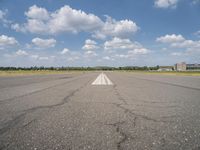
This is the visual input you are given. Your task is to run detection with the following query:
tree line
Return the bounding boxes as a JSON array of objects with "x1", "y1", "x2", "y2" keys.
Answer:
[{"x1": 0, "y1": 66, "x2": 160, "y2": 71}]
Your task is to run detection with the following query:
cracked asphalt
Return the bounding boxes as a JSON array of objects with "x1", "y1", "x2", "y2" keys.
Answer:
[{"x1": 0, "y1": 72, "x2": 200, "y2": 150}]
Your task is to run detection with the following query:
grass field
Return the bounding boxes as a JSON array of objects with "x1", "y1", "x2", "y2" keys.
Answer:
[
  {"x1": 122, "y1": 70, "x2": 200, "y2": 76},
  {"x1": 0, "y1": 70, "x2": 200, "y2": 77},
  {"x1": 0, "y1": 70, "x2": 85, "y2": 77}
]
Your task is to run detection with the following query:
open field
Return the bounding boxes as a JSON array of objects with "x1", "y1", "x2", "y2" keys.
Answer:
[
  {"x1": 0, "y1": 70, "x2": 200, "y2": 77},
  {"x1": 123, "y1": 71, "x2": 200, "y2": 76},
  {"x1": 0, "y1": 72, "x2": 200, "y2": 149},
  {"x1": 0, "y1": 70, "x2": 86, "y2": 77}
]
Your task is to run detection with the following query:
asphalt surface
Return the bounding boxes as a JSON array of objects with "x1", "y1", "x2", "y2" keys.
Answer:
[{"x1": 0, "y1": 72, "x2": 200, "y2": 150}]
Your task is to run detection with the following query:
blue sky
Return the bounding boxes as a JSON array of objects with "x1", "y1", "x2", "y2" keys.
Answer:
[{"x1": 0, "y1": 0, "x2": 200, "y2": 67}]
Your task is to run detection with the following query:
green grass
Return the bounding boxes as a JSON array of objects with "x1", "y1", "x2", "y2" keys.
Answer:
[
  {"x1": 0, "y1": 70, "x2": 85, "y2": 77},
  {"x1": 0, "y1": 70, "x2": 200, "y2": 77},
  {"x1": 118, "y1": 70, "x2": 200, "y2": 76}
]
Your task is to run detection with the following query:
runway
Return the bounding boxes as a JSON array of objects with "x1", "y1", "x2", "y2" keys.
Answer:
[
  {"x1": 0, "y1": 72, "x2": 200, "y2": 150},
  {"x1": 92, "y1": 72, "x2": 113, "y2": 85}
]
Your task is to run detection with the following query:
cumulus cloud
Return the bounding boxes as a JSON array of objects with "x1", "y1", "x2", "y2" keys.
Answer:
[
  {"x1": 102, "y1": 56, "x2": 114, "y2": 61},
  {"x1": 32, "y1": 37, "x2": 56, "y2": 48},
  {"x1": 128, "y1": 48, "x2": 150, "y2": 55},
  {"x1": 25, "y1": 5, "x2": 50, "y2": 20},
  {"x1": 113, "y1": 48, "x2": 150, "y2": 59},
  {"x1": 60, "y1": 48, "x2": 70, "y2": 54},
  {"x1": 170, "y1": 40, "x2": 200, "y2": 48},
  {"x1": 171, "y1": 52, "x2": 182, "y2": 56},
  {"x1": 93, "y1": 16, "x2": 139, "y2": 39},
  {"x1": 38, "y1": 56, "x2": 49, "y2": 60},
  {"x1": 0, "y1": 35, "x2": 18, "y2": 47},
  {"x1": 11, "y1": 23, "x2": 26, "y2": 33},
  {"x1": 104, "y1": 37, "x2": 143, "y2": 50},
  {"x1": 156, "y1": 34, "x2": 185, "y2": 43},
  {"x1": 30, "y1": 54, "x2": 55, "y2": 61},
  {"x1": 67, "y1": 56, "x2": 80, "y2": 61},
  {"x1": 12, "y1": 5, "x2": 103, "y2": 34},
  {"x1": 114, "y1": 54, "x2": 129, "y2": 58},
  {"x1": 16, "y1": 50, "x2": 28, "y2": 56},
  {"x1": 0, "y1": 10, "x2": 6, "y2": 20},
  {"x1": 82, "y1": 39, "x2": 99, "y2": 50},
  {"x1": 104, "y1": 37, "x2": 150, "y2": 60},
  {"x1": 12, "y1": 5, "x2": 138, "y2": 39},
  {"x1": 49, "y1": 5, "x2": 103, "y2": 34},
  {"x1": 84, "y1": 50, "x2": 97, "y2": 57},
  {"x1": 157, "y1": 34, "x2": 200, "y2": 54},
  {"x1": 154, "y1": 0, "x2": 179, "y2": 8},
  {"x1": 194, "y1": 30, "x2": 200, "y2": 38},
  {"x1": 30, "y1": 55, "x2": 39, "y2": 59},
  {"x1": 0, "y1": 10, "x2": 11, "y2": 26}
]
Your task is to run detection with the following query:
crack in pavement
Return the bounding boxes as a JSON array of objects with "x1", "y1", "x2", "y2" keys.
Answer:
[
  {"x1": 111, "y1": 85, "x2": 174, "y2": 123},
  {"x1": 0, "y1": 113, "x2": 25, "y2": 135},
  {"x1": 22, "y1": 119, "x2": 37, "y2": 128},
  {"x1": 0, "y1": 79, "x2": 91, "y2": 136},
  {"x1": 132, "y1": 76, "x2": 200, "y2": 91},
  {"x1": 113, "y1": 85, "x2": 127, "y2": 105},
  {"x1": 113, "y1": 103, "x2": 173, "y2": 123},
  {"x1": 0, "y1": 74, "x2": 90, "y2": 105},
  {"x1": 106, "y1": 82, "x2": 175, "y2": 149},
  {"x1": 106, "y1": 121, "x2": 128, "y2": 150},
  {"x1": 0, "y1": 75, "x2": 73, "y2": 90}
]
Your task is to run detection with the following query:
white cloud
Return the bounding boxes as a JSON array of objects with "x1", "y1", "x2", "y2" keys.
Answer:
[
  {"x1": 82, "y1": 39, "x2": 99, "y2": 50},
  {"x1": 25, "y1": 5, "x2": 50, "y2": 20},
  {"x1": 32, "y1": 37, "x2": 56, "y2": 48},
  {"x1": 67, "y1": 56, "x2": 80, "y2": 61},
  {"x1": 103, "y1": 56, "x2": 110, "y2": 60},
  {"x1": 84, "y1": 50, "x2": 97, "y2": 57},
  {"x1": 0, "y1": 10, "x2": 11, "y2": 26},
  {"x1": 12, "y1": 5, "x2": 50, "y2": 33},
  {"x1": 12, "y1": 20, "x2": 47, "y2": 33},
  {"x1": 13, "y1": 5, "x2": 103, "y2": 34},
  {"x1": 30, "y1": 54, "x2": 55, "y2": 61},
  {"x1": 157, "y1": 34, "x2": 200, "y2": 55},
  {"x1": 11, "y1": 23, "x2": 26, "y2": 33},
  {"x1": 0, "y1": 35, "x2": 18, "y2": 47},
  {"x1": 114, "y1": 54, "x2": 129, "y2": 58},
  {"x1": 171, "y1": 52, "x2": 182, "y2": 56},
  {"x1": 157, "y1": 34, "x2": 200, "y2": 49},
  {"x1": 170, "y1": 40, "x2": 200, "y2": 48},
  {"x1": 48, "y1": 5, "x2": 103, "y2": 34},
  {"x1": 60, "y1": 48, "x2": 70, "y2": 54},
  {"x1": 194, "y1": 30, "x2": 200, "y2": 38},
  {"x1": 128, "y1": 48, "x2": 150, "y2": 55},
  {"x1": 0, "y1": 10, "x2": 6, "y2": 20},
  {"x1": 104, "y1": 37, "x2": 150, "y2": 60},
  {"x1": 114, "y1": 48, "x2": 149, "y2": 60},
  {"x1": 16, "y1": 50, "x2": 28, "y2": 56},
  {"x1": 12, "y1": 5, "x2": 138, "y2": 39},
  {"x1": 31, "y1": 55, "x2": 39, "y2": 59},
  {"x1": 39, "y1": 56, "x2": 49, "y2": 60},
  {"x1": 154, "y1": 0, "x2": 179, "y2": 8},
  {"x1": 102, "y1": 56, "x2": 114, "y2": 61},
  {"x1": 156, "y1": 34, "x2": 185, "y2": 43},
  {"x1": 104, "y1": 37, "x2": 142, "y2": 50},
  {"x1": 93, "y1": 16, "x2": 139, "y2": 39}
]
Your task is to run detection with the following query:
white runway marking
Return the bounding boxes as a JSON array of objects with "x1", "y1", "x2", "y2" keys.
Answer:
[{"x1": 92, "y1": 73, "x2": 113, "y2": 85}]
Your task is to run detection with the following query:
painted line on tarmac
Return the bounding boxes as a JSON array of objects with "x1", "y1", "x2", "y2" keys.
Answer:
[{"x1": 92, "y1": 73, "x2": 113, "y2": 85}]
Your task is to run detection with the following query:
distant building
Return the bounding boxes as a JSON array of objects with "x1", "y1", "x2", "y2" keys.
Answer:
[
  {"x1": 174, "y1": 62, "x2": 186, "y2": 71},
  {"x1": 158, "y1": 66, "x2": 173, "y2": 71},
  {"x1": 186, "y1": 64, "x2": 200, "y2": 70}
]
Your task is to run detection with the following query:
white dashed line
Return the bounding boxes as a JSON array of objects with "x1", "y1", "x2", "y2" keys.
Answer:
[{"x1": 92, "y1": 73, "x2": 113, "y2": 85}]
